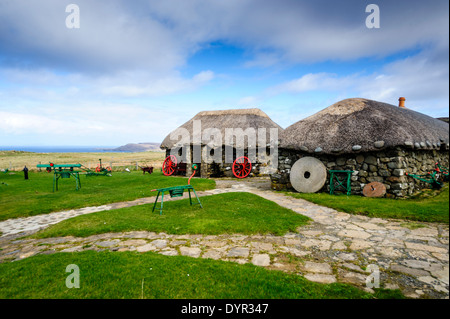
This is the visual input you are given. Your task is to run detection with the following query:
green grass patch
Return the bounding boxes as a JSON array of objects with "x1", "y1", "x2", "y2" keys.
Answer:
[
  {"x1": 0, "y1": 250, "x2": 402, "y2": 299},
  {"x1": 32, "y1": 192, "x2": 311, "y2": 238},
  {"x1": 283, "y1": 184, "x2": 449, "y2": 223},
  {"x1": 0, "y1": 170, "x2": 215, "y2": 221}
]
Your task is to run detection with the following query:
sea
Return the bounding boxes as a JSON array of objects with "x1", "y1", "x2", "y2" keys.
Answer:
[{"x1": 0, "y1": 146, "x2": 120, "y2": 153}]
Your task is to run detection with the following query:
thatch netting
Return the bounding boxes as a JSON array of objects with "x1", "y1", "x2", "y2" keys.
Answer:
[
  {"x1": 280, "y1": 98, "x2": 449, "y2": 154},
  {"x1": 161, "y1": 108, "x2": 283, "y2": 149}
]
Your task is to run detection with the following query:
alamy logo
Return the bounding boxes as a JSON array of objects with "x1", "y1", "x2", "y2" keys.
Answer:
[
  {"x1": 66, "y1": 4, "x2": 80, "y2": 29},
  {"x1": 366, "y1": 4, "x2": 380, "y2": 29},
  {"x1": 366, "y1": 264, "x2": 380, "y2": 289},
  {"x1": 66, "y1": 264, "x2": 80, "y2": 288}
]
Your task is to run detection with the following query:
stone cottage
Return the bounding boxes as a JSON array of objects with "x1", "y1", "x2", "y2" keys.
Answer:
[
  {"x1": 160, "y1": 108, "x2": 283, "y2": 178},
  {"x1": 271, "y1": 98, "x2": 449, "y2": 197}
]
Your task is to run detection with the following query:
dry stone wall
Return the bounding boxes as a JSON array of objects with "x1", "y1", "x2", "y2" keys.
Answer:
[{"x1": 271, "y1": 147, "x2": 449, "y2": 197}]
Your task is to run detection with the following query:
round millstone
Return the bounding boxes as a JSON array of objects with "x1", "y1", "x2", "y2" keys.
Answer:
[
  {"x1": 363, "y1": 182, "x2": 386, "y2": 198},
  {"x1": 290, "y1": 157, "x2": 327, "y2": 193}
]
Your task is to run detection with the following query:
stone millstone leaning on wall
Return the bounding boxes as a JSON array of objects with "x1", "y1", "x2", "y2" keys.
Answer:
[{"x1": 271, "y1": 98, "x2": 449, "y2": 197}]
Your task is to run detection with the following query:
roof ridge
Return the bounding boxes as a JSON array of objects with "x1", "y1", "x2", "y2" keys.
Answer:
[{"x1": 196, "y1": 108, "x2": 269, "y2": 118}]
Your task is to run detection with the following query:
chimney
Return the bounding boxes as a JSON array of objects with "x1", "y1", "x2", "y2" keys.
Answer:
[{"x1": 398, "y1": 97, "x2": 406, "y2": 108}]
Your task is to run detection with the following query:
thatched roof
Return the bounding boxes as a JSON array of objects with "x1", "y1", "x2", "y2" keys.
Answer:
[
  {"x1": 280, "y1": 98, "x2": 449, "y2": 154},
  {"x1": 161, "y1": 108, "x2": 283, "y2": 149}
]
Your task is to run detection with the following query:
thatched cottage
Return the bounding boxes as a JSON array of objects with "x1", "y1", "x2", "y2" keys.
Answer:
[
  {"x1": 160, "y1": 108, "x2": 283, "y2": 178},
  {"x1": 271, "y1": 98, "x2": 449, "y2": 197}
]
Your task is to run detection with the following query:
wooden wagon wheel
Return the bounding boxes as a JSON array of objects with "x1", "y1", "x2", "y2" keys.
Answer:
[
  {"x1": 162, "y1": 155, "x2": 177, "y2": 176},
  {"x1": 232, "y1": 156, "x2": 252, "y2": 178}
]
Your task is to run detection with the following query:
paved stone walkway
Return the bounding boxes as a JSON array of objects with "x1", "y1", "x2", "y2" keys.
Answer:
[{"x1": 0, "y1": 181, "x2": 448, "y2": 299}]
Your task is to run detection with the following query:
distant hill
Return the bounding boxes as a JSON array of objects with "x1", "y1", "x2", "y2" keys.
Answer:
[{"x1": 108, "y1": 143, "x2": 163, "y2": 152}]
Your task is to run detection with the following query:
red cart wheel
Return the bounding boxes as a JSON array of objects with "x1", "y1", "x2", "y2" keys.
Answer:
[
  {"x1": 232, "y1": 156, "x2": 252, "y2": 178},
  {"x1": 162, "y1": 155, "x2": 177, "y2": 176}
]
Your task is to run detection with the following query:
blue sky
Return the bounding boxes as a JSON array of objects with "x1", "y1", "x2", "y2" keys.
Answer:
[{"x1": 0, "y1": 0, "x2": 448, "y2": 147}]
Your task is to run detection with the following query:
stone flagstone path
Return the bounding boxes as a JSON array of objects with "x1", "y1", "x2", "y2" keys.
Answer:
[{"x1": 0, "y1": 181, "x2": 448, "y2": 299}]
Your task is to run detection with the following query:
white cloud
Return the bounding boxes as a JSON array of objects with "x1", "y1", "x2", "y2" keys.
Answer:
[
  {"x1": 1, "y1": 1, "x2": 447, "y2": 73},
  {"x1": 100, "y1": 70, "x2": 214, "y2": 97},
  {"x1": 267, "y1": 73, "x2": 358, "y2": 95},
  {"x1": 265, "y1": 47, "x2": 448, "y2": 116}
]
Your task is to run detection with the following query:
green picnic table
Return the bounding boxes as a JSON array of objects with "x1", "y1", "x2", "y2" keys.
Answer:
[{"x1": 37, "y1": 163, "x2": 82, "y2": 192}]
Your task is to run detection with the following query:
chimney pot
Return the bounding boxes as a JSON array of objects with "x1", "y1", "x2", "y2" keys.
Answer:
[{"x1": 398, "y1": 97, "x2": 406, "y2": 108}]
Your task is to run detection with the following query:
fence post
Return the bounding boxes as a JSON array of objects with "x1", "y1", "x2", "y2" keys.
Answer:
[{"x1": 136, "y1": 161, "x2": 138, "y2": 171}]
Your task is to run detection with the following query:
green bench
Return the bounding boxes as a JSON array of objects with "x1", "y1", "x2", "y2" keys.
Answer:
[{"x1": 151, "y1": 185, "x2": 203, "y2": 215}]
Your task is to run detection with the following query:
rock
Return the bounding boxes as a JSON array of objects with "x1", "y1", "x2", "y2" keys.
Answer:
[
  {"x1": 404, "y1": 141, "x2": 414, "y2": 148},
  {"x1": 339, "y1": 270, "x2": 368, "y2": 286},
  {"x1": 393, "y1": 169, "x2": 404, "y2": 177},
  {"x1": 170, "y1": 240, "x2": 188, "y2": 246},
  {"x1": 61, "y1": 246, "x2": 83, "y2": 253},
  {"x1": 336, "y1": 157, "x2": 346, "y2": 166},
  {"x1": 227, "y1": 247, "x2": 250, "y2": 258},
  {"x1": 390, "y1": 264, "x2": 430, "y2": 277},
  {"x1": 374, "y1": 141, "x2": 385, "y2": 148},
  {"x1": 364, "y1": 156, "x2": 377, "y2": 165},
  {"x1": 202, "y1": 249, "x2": 223, "y2": 260},
  {"x1": 302, "y1": 261, "x2": 332, "y2": 274},
  {"x1": 410, "y1": 227, "x2": 439, "y2": 237},
  {"x1": 314, "y1": 147, "x2": 323, "y2": 153},
  {"x1": 252, "y1": 254, "x2": 271, "y2": 266},
  {"x1": 136, "y1": 244, "x2": 156, "y2": 252},
  {"x1": 342, "y1": 263, "x2": 365, "y2": 273},
  {"x1": 400, "y1": 259, "x2": 431, "y2": 270},
  {"x1": 300, "y1": 239, "x2": 332, "y2": 251},
  {"x1": 405, "y1": 242, "x2": 448, "y2": 254},
  {"x1": 151, "y1": 239, "x2": 167, "y2": 249},
  {"x1": 417, "y1": 276, "x2": 440, "y2": 285},
  {"x1": 332, "y1": 242, "x2": 347, "y2": 250},
  {"x1": 251, "y1": 242, "x2": 275, "y2": 252},
  {"x1": 160, "y1": 249, "x2": 178, "y2": 256},
  {"x1": 304, "y1": 274, "x2": 337, "y2": 284},
  {"x1": 356, "y1": 155, "x2": 365, "y2": 163},
  {"x1": 285, "y1": 238, "x2": 301, "y2": 245},
  {"x1": 94, "y1": 240, "x2": 120, "y2": 248},
  {"x1": 300, "y1": 146, "x2": 308, "y2": 152},
  {"x1": 122, "y1": 239, "x2": 147, "y2": 247},
  {"x1": 349, "y1": 240, "x2": 373, "y2": 250},
  {"x1": 180, "y1": 246, "x2": 201, "y2": 258},
  {"x1": 352, "y1": 145, "x2": 362, "y2": 151},
  {"x1": 337, "y1": 229, "x2": 371, "y2": 240},
  {"x1": 431, "y1": 266, "x2": 449, "y2": 285}
]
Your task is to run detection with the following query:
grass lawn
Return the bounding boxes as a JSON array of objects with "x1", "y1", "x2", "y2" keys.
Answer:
[
  {"x1": 32, "y1": 192, "x2": 311, "y2": 238},
  {"x1": 0, "y1": 150, "x2": 166, "y2": 172},
  {"x1": 0, "y1": 250, "x2": 403, "y2": 299},
  {"x1": 283, "y1": 184, "x2": 449, "y2": 223},
  {"x1": 0, "y1": 170, "x2": 215, "y2": 221}
]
